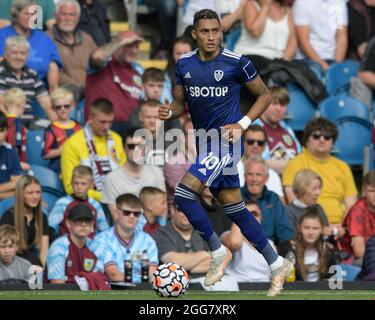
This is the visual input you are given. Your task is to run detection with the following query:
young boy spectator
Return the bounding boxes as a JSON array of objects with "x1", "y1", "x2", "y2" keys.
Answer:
[
  {"x1": 340, "y1": 171, "x2": 375, "y2": 266},
  {"x1": 255, "y1": 86, "x2": 302, "y2": 174},
  {"x1": 3, "y1": 88, "x2": 29, "y2": 171},
  {"x1": 46, "y1": 203, "x2": 108, "y2": 289},
  {"x1": 0, "y1": 224, "x2": 40, "y2": 284},
  {"x1": 139, "y1": 187, "x2": 167, "y2": 235},
  {"x1": 0, "y1": 111, "x2": 22, "y2": 200},
  {"x1": 92, "y1": 193, "x2": 158, "y2": 284},
  {"x1": 130, "y1": 67, "x2": 165, "y2": 128},
  {"x1": 48, "y1": 165, "x2": 109, "y2": 237},
  {"x1": 43, "y1": 87, "x2": 81, "y2": 173}
]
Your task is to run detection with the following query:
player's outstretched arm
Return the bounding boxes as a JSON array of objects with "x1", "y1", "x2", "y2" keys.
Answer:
[
  {"x1": 245, "y1": 75, "x2": 272, "y2": 121},
  {"x1": 158, "y1": 85, "x2": 186, "y2": 120}
]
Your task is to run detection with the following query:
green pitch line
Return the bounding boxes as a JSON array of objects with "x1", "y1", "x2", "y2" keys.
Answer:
[{"x1": 0, "y1": 290, "x2": 374, "y2": 300}]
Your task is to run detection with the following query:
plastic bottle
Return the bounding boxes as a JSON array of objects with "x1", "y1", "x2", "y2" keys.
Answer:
[
  {"x1": 124, "y1": 249, "x2": 133, "y2": 283},
  {"x1": 286, "y1": 251, "x2": 297, "y2": 282},
  {"x1": 141, "y1": 250, "x2": 149, "y2": 283}
]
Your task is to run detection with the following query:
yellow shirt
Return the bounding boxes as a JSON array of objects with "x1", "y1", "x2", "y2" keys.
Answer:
[
  {"x1": 61, "y1": 129, "x2": 126, "y2": 202},
  {"x1": 282, "y1": 150, "x2": 357, "y2": 224}
]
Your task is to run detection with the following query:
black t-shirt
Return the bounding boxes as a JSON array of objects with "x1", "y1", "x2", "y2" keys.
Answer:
[
  {"x1": 361, "y1": 37, "x2": 375, "y2": 72},
  {"x1": 0, "y1": 208, "x2": 49, "y2": 247}
]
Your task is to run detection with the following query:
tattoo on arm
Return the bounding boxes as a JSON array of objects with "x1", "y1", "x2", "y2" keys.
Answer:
[
  {"x1": 246, "y1": 75, "x2": 269, "y2": 97},
  {"x1": 245, "y1": 75, "x2": 271, "y2": 121},
  {"x1": 170, "y1": 85, "x2": 186, "y2": 119}
]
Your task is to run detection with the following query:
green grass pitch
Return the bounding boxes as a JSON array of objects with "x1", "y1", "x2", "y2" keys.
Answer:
[{"x1": 0, "y1": 290, "x2": 374, "y2": 300}]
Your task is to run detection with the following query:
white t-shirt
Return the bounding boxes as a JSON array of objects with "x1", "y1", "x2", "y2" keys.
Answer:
[
  {"x1": 304, "y1": 249, "x2": 320, "y2": 282},
  {"x1": 293, "y1": 0, "x2": 348, "y2": 60},
  {"x1": 225, "y1": 240, "x2": 276, "y2": 282},
  {"x1": 237, "y1": 160, "x2": 284, "y2": 198},
  {"x1": 102, "y1": 165, "x2": 166, "y2": 204}
]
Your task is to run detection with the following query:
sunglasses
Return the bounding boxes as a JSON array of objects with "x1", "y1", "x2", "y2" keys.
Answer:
[
  {"x1": 246, "y1": 139, "x2": 266, "y2": 147},
  {"x1": 54, "y1": 104, "x2": 71, "y2": 111},
  {"x1": 311, "y1": 132, "x2": 333, "y2": 141},
  {"x1": 117, "y1": 208, "x2": 142, "y2": 218}
]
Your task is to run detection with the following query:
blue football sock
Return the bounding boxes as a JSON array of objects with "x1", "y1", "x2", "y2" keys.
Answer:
[
  {"x1": 174, "y1": 184, "x2": 221, "y2": 251},
  {"x1": 223, "y1": 201, "x2": 278, "y2": 265}
]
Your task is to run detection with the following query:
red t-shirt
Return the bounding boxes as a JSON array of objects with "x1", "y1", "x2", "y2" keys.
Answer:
[
  {"x1": 340, "y1": 198, "x2": 375, "y2": 252},
  {"x1": 84, "y1": 57, "x2": 142, "y2": 122},
  {"x1": 6, "y1": 116, "x2": 27, "y2": 162}
]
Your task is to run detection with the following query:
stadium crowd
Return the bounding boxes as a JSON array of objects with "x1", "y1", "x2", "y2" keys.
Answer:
[{"x1": 1, "y1": 0, "x2": 375, "y2": 289}]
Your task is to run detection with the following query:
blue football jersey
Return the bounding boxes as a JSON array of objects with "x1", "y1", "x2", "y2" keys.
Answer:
[{"x1": 175, "y1": 48, "x2": 258, "y2": 132}]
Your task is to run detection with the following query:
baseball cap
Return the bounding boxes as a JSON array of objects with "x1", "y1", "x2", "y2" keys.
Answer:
[
  {"x1": 67, "y1": 203, "x2": 94, "y2": 221},
  {"x1": 117, "y1": 30, "x2": 144, "y2": 45}
]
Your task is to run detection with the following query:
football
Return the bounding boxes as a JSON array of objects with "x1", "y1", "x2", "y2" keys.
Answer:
[{"x1": 151, "y1": 263, "x2": 189, "y2": 297}]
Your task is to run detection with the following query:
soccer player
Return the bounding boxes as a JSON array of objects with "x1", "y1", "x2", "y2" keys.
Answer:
[{"x1": 158, "y1": 9, "x2": 293, "y2": 296}]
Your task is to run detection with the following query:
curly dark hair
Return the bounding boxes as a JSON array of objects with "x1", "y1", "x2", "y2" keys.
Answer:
[
  {"x1": 302, "y1": 117, "x2": 338, "y2": 146},
  {"x1": 193, "y1": 9, "x2": 221, "y2": 28}
]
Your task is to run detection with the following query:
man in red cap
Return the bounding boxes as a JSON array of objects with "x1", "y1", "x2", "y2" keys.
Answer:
[{"x1": 85, "y1": 31, "x2": 144, "y2": 136}]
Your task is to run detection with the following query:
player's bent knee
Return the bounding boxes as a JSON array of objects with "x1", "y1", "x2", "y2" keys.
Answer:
[{"x1": 174, "y1": 183, "x2": 199, "y2": 207}]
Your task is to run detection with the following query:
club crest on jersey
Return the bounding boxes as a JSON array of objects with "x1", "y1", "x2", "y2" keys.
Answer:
[
  {"x1": 83, "y1": 258, "x2": 95, "y2": 272},
  {"x1": 214, "y1": 70, "x2": 224, "y2": 82}
]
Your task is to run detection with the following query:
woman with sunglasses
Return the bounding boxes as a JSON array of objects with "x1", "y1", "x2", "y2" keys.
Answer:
[
  {"x1": 283, "y1": 117, "x2": 358, "y2": 236},
  {"x1": 43, "y1": 87, "x2": 81, "y2": 174}
]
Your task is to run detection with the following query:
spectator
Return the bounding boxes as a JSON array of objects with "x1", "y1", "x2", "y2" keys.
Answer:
[
  {"x1": 237, "y1": 124, "x2": 284, "y2": 200},
  {"x1": 49, "y1": 0, "x2": 97, "y2": 102},
  {"x1": 0, "y1": 35, "x2": 56, "y2": 124},
  {"x1": 241, "y1": 157, "x2": 294, "y2": 244},
  {"x1": 0, "y1": 0, "x2": 56, "y2": 30},
  {"x1": 102, "y1": 127, "x2": 165, "y2": 218},
  {"x1": 234, "y1": 0, "x2": 297, "y2": 66},
  {"x1": 139, "y1": 187, "x2": 167, "y2": 235},
  {"x1": 61, "y1": 98, "x2": 126, "y2": 202},
  {"x1": 48, "y1": 165, "x2": 109, "y2": 237},
  {"x1": 152, "y1": 202, "x2": 210, "y2": 273},
  {"x1": 359, "y1": 36, "x2": 375, "y2": 89},
  {"x1": 340, "y1": 171, "x2": 375, "y2": 266},
  {"x1": 347, "y1": 0, "x2": 375, "y2": 59},
  {"x1": 0, "y1": 0, "x2": 62, "y2": 90},
  {"x1": 43, "y1": 87, "x2": 81, "y2": 174},
  {"x1": 0, "y1": 224, "x2": 41, "y2": 284},
  {"x1": 282, "y1": 117, "x2": 358, "y2": 226},
  {"x1": 77, "y1": 0, "x2": 110, "y2": 46},
  {"x1": 255, "y1": 86, "x2": 302, "y2": 175},
  {"x1": 3, "y1": 88, "x2": 29, "y2": 171},
  {"x1": 85, "y1": 30, "x2": 143, "y2": 137},
  {"x1": 152, "y1": 203, "x2": 238, "y2": 290},
  {"x1": 46, "y1": 203, "x2": 108, "y2": 289},
  {"x1": 92, "y1": 194, "x2": 158, "y2": 283},
  {"x1": 287, "y1": 169, "x2": 330, "y2": 234},
  {"x1": 138, "y1": 99, "x2": 176, "y2": 167},
  {"x1": 200, "y1": 187, "x2": 232, "y2": 238},
  {"x1": 144, "y1": 0, "x2": 178, "y2": 54},
  {"x1": 164, "y1": 119, "x2": 195, "y2": 215},
  {"x1": 0, "y1": 176, "x2": 49, "y2": 266},
  {"x1": 279, "y1": 207, "x2": 337, "y2": 281},
  {"x1": 165, "y1": 36, "x2": 194, "y2": 93},
  {"x1": 0, "y1": 111, "x2": 22, "y2": 200},
  {"x1": 129, "y1": 67, "x2": 166, "y2": 128},
  {"x1": 293, "y1": 0, "x2": 348, "y2": 78},
  {"x1": 357, "y1": 235, "x2": 375, "y2": 280},
  {"x1": 224, "y1": 199, "x2": 275, "y2": 282}
]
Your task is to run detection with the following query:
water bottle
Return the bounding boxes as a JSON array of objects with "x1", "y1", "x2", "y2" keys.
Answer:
[
  {"x1": 124, "y1": 250, "x2": 133, "y2": 283},
  {"x1": 141, "y1": 250, "x2": 149, "y2": 283}
]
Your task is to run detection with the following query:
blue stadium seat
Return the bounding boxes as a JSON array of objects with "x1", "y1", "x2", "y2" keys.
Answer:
[
  {"x1": 26, "y1": 130, "x2": 49, "y2": 167},
  {"x1": 225, "y1": 29, "x2": 241, "y2": 51},
  {"x1": 0, "y1": 196, "x2": 15, "y2": 219},
  {"x1": 334, "y1": 117, "x2": 372, "y2": 165},
  {"x1": 42, "y1": 191, "x2": 59, "y2": 215},
  {"x1": 325, "y1": 60, "x2": 359, "y2": 96},
  {"x1": 284, "y1": 85, "x2": 318, "y2": 131},
  {"x1": 29, "y1": 165, "x2": 64, "y2": 195},
  {"x1": 319, "y1": 96, "x2": 370, "y2": 123},
  {"x1": 339, "y1": 264, "x2": 361, "y2": 281},
  {"x1": 71, "y1": 100, "x2": 85, "y2": 125}
]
